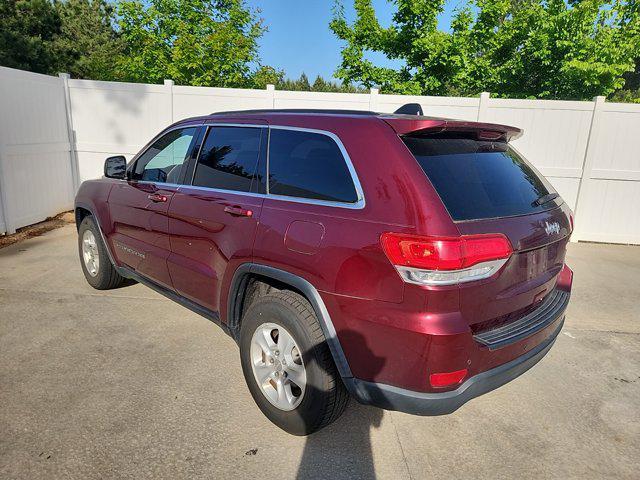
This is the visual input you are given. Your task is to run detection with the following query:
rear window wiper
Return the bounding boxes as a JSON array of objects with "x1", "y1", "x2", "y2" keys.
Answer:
[{"x1": 532, "y1": 192, "x2": 559, "y2": 207}]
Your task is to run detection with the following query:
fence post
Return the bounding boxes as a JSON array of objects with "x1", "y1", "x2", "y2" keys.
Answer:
[
  {"x1": 164, "y1": 79, "x2": 174, "y2": 123},
  {"x1": 59, "y1": 73, "x2": 80, "y2": 192},
  {"x1": 477, "y1": 91, "x2": 490, "y2": 121},
  {"x1": 571, "y1": 95, "x2": 605, "y2": 242},
  {"x1": 0, "y1": 141, "x2": 14, "y2": 234},
  {"x1": 369, "y1": 87, "x2": 379, "y2": 112},
  {"x1": 266, "y1": 84, "x2": 275, "y2": 108}
]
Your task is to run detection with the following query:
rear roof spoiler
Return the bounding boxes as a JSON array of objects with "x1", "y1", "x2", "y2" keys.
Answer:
[
  {"x1": 381, "y1": 117, "x2": 523, "y2": 142},
  {"x1": 394, "y1": 103, "x2": 424, "y2": 116}
]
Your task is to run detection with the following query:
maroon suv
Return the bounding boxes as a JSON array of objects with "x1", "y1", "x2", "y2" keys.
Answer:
[{"x1": 75, "y1": 108, "x2": 573, "y2": 435}]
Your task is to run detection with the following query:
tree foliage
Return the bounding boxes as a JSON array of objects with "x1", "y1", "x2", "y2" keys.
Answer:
[
  {"x1": 0, "y1": 0, "x2": 122, "y2": 79},
  {"x1": 251, "y1": 69, "x2": 366, "y2": 92},
  {"x1": 117, "y1": 0, "x2": 266, "y2": 87},
  {"x1": 0, "y1": 0, "x2": 62, "y2": 74},
  {"x1": 331, "y1": 0, "x2": 640, "y2": 100},
  {"x1": 56, "y1": 0, "x2": 123, "y2": 80}
]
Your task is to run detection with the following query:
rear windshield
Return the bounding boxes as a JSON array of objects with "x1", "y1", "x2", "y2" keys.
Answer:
[{"x1": 403, "y1": 134, "x2": 561, "y2": 221}]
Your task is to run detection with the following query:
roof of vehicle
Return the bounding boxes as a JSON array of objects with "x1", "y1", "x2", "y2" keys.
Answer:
[{"x1": 178, "y1": 108, "x2": 523, "y2": 141}]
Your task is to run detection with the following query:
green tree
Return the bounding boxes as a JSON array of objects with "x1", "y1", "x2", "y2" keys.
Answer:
[
  {"x1": 117, "y1": 0, "x2": 267, "y2": 87},
  {"x1": 0, "y1": 0, "x2": 61, "y2": 74},
  {"x1": 55, "y1": 0, "x2": 124, "y2": 80},
  {"x1": 331, "y1": 0, "x2": 640, "y2": 100},
  {"x1": 0, "y1": 0, "x2": 123, "y2": 80},
  {"x1": 251, "y1": 65, "x2": 285, "y2": 88},
  {"x1": 272, "y1": 73, "x2": 364, "y2": 92}
]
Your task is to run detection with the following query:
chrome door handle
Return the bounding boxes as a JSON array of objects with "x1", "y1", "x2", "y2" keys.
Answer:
[
  {"x1": 224, "y1": 205, "x2": 253, "y2": 217},
  {"x1": 148, "y1": 193, "x2": 168, "y2": 202}
]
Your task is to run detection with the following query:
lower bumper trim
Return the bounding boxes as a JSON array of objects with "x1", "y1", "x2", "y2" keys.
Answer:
[{"x1": 347, "y1": 318, "x2": 563, "y2": 416}]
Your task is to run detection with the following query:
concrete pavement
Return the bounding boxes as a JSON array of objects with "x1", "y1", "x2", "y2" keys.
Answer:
[{"x1": 1, "y1": 225, "x2": 638, "y2": 479}]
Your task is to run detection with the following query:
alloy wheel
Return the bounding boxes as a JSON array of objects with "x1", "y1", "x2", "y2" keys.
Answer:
[{"x1": 250, "y1": 322, "x2": 307, "y2": 411}]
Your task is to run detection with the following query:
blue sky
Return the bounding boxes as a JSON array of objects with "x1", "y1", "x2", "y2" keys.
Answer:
[{"x1": 245, "y1": 0, "x2": 461, "y2": 82}]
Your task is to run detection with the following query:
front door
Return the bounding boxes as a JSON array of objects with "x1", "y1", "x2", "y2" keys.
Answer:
[
  {"x1": 167, "y1": 124, "x2": 266, "y2": 312},
  {"x1": 107, "y1": 125, "x2": 199, "y2": 288}
]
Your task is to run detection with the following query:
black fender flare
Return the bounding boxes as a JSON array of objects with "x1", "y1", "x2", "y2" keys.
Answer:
[
  {"x1": 227, "y1": 263, "x2": 354, "y2": 380},
  {"x1": 74, "y1": 202, "x2": 118, "y2": 267}
]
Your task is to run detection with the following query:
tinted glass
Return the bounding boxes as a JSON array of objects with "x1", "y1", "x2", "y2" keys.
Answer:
[
  {"x1": 403, "y1": 134, "x2": 560, "y2": 221},
  {"x1": 268, "y1": 129, "x2": 357, "y2": 203},
  {"x1": 133, "y1": 127, "x2": 197, "y2": 182},
  {"x1": 193, "y1": 126, "x2": 262, "y2": 192}
]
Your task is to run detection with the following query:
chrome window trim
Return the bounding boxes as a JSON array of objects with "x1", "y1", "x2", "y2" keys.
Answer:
[
  {"x1": 184, "y1": 123, "x2": 366, "y2": 210},
  {"x1": 134, "y1": 181, "x2": 183, "y2": 189},
  {"x1": 178, "y1": 184, "x2": 266, "y2": 199},
  {"x1": 119, "y1": 122, "x2": 367, "y2": 211},
  {"x1": 266, "y1": 125, "x2": 365, "y2": 209}
]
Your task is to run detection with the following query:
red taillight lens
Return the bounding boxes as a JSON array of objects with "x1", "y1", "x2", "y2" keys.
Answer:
[
  {"x1": 430, "y1": 369, "x2": 468, "y2": 388},
  {"x1": 380, "y1": 233, "x2": 512, "y2": 271}
]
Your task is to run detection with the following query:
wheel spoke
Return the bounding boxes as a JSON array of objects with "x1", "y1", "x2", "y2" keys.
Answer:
[
  {"x1": 255, "y1": 329, "x2": 273, "y2": 355},
  {"x1": 277, "y1": 330, "x2": 294, "y2": 357},
  {"x1": 276, "y1": 378, "x2": 286, "y2": 403},
  {"x1": 253, "y1": 362, "x2": 273, "y2": 385},
  {"x1": 285, "y1": 363, "x2": 306, "y2": 388}
]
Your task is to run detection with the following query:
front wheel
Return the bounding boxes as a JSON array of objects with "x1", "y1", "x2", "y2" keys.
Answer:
[
  {"x1": 78, "y1": 216, "x2": 126, "y2": 290},
  {"x1": 239, "y1": 290, "x2": 349, "y2": 435}
]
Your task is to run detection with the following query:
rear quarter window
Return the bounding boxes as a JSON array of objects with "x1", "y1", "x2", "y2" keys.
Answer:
[
  {"x1": 402, "y1": 134, "x2": 561, "y2": 221},
  {"x1": 267, "y1": 128, "x2": 358, "y2": 203}
]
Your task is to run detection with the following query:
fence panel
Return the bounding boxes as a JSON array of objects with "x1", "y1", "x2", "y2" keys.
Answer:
[
  {"x1": 174, "y1": 85, "x2": 272, "y2": 118},
  {"x1": 574, "y1": 101, "x2": 640, "y2": 244},
  {"x1": 68, "y1": 79, "x2": 172, "y2": 182},
  {"x1": 273, "y1": 90, "x2": 370, "y2": 111},
  {"x1": 0, "y1": 67, "x2": 74, "y2": 234},
  {"x1": 376, "y1": 93, "x2": 481, "y2": 121}
]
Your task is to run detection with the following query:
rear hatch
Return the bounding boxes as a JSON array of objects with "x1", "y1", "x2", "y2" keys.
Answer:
[{"x1": 398, "y1": 122, "x2": 572, "y2": 338}]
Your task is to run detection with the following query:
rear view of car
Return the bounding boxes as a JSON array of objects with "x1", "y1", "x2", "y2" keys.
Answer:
[{"x1": 352, "y1": 119, "x2": 573, "y2": 414}]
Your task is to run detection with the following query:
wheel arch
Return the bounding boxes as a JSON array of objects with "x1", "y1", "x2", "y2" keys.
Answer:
[
  {"x1": 74, "y1": 202, "x2": 119, "y2": 267},
  {"x1": 227, "y1": 263, "x2": 353, "y2": 380}
]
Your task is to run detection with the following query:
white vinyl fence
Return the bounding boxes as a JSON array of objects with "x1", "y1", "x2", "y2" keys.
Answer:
[{"x1": 1, "y1": 66, "x2": 639, "y2": 244}]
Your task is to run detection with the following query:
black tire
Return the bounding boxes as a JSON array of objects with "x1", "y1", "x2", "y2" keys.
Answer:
[
  {"x1": 239, "y1": 290, "x2": 349, "y2": 435},
  {"x1": 78, "y1": 216, "x2": 126, "y2": 290}
]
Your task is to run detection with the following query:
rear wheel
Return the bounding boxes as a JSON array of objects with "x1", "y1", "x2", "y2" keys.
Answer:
[
  {"x1": 78, "y1": 216, "x2": 126, "y2": 290},
  {"x1": 239, "y1": 290, "x2": 349, "y2": 435}
]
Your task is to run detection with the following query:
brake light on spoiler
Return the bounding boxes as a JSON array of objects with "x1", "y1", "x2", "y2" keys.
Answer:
[{"x1": 381, "y1": 233, "x2": 513, "y2": 286}]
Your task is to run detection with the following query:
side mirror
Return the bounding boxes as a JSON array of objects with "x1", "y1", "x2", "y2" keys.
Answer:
[{"x1": 104, "y1": 155, "x2": 127, "y2": 179}]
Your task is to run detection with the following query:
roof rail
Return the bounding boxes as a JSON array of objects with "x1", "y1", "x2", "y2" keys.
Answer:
[
  {"x1": 209, "y1": 108, "x2": 378, "y2": 116},
  {"x1": 393, "y1": 103, "x2": 424, "y2": 116}
]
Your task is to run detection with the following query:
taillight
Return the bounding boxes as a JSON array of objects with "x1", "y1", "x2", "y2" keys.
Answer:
[{"x1": 381, "y1": 233, "x2": 512, "y2": 285}]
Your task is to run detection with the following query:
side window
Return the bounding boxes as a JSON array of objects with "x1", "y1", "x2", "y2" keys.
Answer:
[
  {"x1": 268, "y1": 129, "x2": 358, "y2": 203},
  {"x1": 132, "y1": 127, "x2": 197, "y2": 183},
  {"x1": 192, "y1": 126, "x2": 262, "y2": 192}
]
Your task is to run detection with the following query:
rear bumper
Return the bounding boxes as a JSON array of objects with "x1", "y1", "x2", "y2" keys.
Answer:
[{"x1": 347, "y1": 318, "x2": 563, "y2": 415}]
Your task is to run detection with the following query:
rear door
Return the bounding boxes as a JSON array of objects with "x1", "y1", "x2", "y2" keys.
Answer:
[
  {"x1": 108, "y1": 126, "x2": 199, "y2": 288},
  {"x1": 402, "y1": 132, "x2": 572, "y2": 330},
  {"x1": 167, "y1": 124, "x2": 266, "y2": 312}
]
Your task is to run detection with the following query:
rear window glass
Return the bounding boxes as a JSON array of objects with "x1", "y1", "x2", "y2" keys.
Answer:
[{"x1": 402, "y1": 134, "x2": 561, "y2": 221}]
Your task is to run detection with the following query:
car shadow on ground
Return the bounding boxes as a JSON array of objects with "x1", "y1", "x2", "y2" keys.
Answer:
[
  {"x1": 295, "y1": 330, "x2": 386, "y2": 480},
  {"x1": 295, "y1": 402, "x2": 384, "y2": 480}
]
